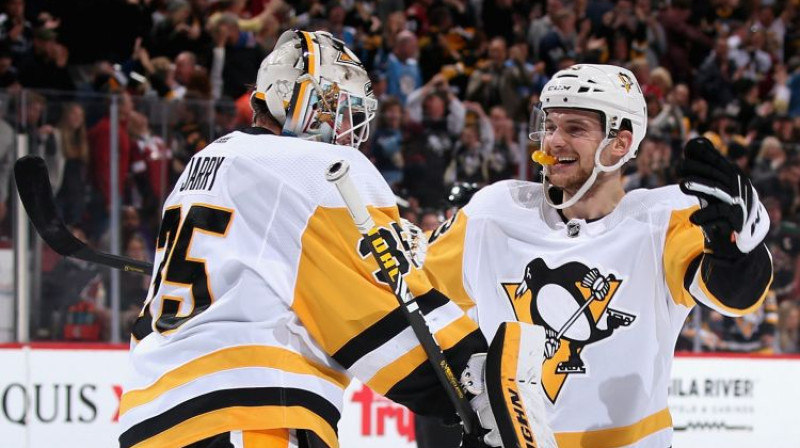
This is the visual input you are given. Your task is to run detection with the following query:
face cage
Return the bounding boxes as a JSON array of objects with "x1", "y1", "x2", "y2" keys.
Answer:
[
  {"x1": 282, "y1": 76, "x2": 376, "y2": 149},
  {"x1": 333, "y1": 90, "x2": 377, "y2": 149}
]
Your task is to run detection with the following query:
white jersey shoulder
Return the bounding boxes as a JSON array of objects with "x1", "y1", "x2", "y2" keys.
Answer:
[{"x1": 175, "y1": 130, "x2": 396, "y2": 209}]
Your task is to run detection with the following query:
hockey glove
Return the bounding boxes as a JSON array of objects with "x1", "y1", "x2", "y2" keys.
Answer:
[
  {"x1": 459, "y1": 322, "x2": 558, "y2": 448},
  {"x1": 398, "y1": 218, "x2": 428, "y2": 268},
  {"x1": 678, "y1": 137, "x2": 769, "y2": 259}
]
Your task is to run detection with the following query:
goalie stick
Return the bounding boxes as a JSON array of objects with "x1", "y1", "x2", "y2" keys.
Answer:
[
  {"x1": 14, "y1": 155, "x2": 153, "y2": 274},
  {"x1": 325, "y1": 160, "x2": 479, "y2": 435}
]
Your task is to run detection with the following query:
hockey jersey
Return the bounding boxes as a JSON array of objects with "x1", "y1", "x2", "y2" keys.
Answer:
[
  {"x1": 118, "y1": 128, "x2": 485, "y2": 448},
  {"x1": 424, "y1": 180, "x2": 772, "y2": 448}
]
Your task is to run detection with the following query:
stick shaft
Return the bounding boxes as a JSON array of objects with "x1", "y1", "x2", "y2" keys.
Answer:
[{"x1": 326, "y1": 160, "x2": 477, "y2": 434}]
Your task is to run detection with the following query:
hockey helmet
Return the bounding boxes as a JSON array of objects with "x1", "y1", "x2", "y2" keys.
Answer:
[
  {"x1": 529, "y1": 64, "x2": 647, "y2": 209},
  {"x1": 252, "y1": 30, "x2": 377, "y2": 148}
]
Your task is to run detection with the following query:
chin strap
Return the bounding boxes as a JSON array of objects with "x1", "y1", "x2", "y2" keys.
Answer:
[{"x1": 541, "y1": 136, "x2": 636, "y2": 210}]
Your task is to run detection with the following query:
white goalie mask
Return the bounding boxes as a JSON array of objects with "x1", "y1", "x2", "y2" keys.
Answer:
[
  {"x1": 529, "y1": 64, "x2": 647, "y2": 209},
  {"x1": 252, "y1": 30, "x2": 378, "y2": 148}
]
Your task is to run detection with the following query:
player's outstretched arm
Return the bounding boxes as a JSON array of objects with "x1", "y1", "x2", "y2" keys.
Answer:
[{"x1": 677, "y1": 137, "x2": 773, "y2": 314}]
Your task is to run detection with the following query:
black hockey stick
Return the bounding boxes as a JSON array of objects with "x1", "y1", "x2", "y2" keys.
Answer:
[
  {"x1": 14, "y1": 155, "x2": 153, "y2": 274},
  {"x1": 325, "y1": 160, "x2": 478, "y2": 435}
]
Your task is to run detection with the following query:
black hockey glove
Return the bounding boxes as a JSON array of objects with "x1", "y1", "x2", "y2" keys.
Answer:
[{"x1": 678, "y1": 137, "x2": 769, "y2": 259}]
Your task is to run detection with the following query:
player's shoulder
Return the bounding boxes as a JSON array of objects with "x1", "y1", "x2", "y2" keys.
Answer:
[
  {"x1": 623, "y1": 185, "x2": 699, "y2": 211},
  {"x1": 209, "y1": 129, "x2": 394, "y2": 206},
  {"x1": 463, "y1": 179, "x2": 543, "y2": 218}
]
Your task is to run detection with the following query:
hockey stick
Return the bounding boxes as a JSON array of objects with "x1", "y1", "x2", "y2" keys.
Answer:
[
  {"x1": 325, "y1": 160, "x2": 478, "y2": 435},
  {"x1": 14, "y1": 155, "x2": 153, "y2": 275}
]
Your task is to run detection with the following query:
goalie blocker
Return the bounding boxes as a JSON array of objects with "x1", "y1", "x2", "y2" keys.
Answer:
[{"x1": 461, "y1": 322, "x2": 558, "y2": 448}]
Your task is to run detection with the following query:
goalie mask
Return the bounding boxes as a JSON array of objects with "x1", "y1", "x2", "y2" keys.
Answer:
[
  {"x1": 529, "y1": 64, "x2": 647, "y2": 209},
  {"x1": 252, "y1": 30, "x2": 377, "y2": 148}
]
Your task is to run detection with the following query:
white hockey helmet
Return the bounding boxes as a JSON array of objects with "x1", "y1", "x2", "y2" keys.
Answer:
[
  {"x1": 252, "y1": 30, "x2": 377, "y2": 148},
  {"x1": 529, "y1": 64, "x2": 647, "y2": 209}
]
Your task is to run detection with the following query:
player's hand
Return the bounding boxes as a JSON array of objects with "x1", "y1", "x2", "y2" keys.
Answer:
[
  {"x1": 678, "y1": 137, "x2": 769, "y2": 259},
  {"x1": 398, "y1": 218, "x2": 427, "y2": 268}
]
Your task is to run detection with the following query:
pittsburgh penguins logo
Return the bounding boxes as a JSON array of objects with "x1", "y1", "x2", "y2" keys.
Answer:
[
  {"x1": 502, "y1": 258, "x2": 636, "y2": 403},
  {"x1": 618, "y1": 72, "x2": 633, "y2": 93}
]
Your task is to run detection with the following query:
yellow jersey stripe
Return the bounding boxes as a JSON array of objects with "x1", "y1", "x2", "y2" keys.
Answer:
[
  {"x1": 120, "y1": 345, "x2": 349, "y2": 415},
  {"x1": 554, "y1": 407, "x2": 672, "y2": 447},
  {"x1": 663, "y1": 207, "x2": 703, "y2": 307},
  {"x1": 366, "y1": 313, "x2": 478, "y2": 395},
  {"x1": 130, "y1": 406, "x2": 337, "y2": 448},
  {"x1": 243, "y1": 428, "x2": 291, "y2": 448},
  {"x1": 697, "y1": 268, "x2": 772, "y2": 316}
]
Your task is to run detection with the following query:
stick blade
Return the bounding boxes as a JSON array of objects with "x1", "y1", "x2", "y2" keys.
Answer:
[{"x1": 14, "y1": 155, "x2": 85, "y2": 256}]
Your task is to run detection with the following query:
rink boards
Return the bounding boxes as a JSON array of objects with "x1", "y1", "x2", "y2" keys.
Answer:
[{"x1": 0, "y1": 345, "x2": 798, "y2": 448}]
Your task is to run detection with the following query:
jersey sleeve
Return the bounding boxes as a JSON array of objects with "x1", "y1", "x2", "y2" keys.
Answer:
[
  {"x1": 423, "y1": 210, "x2": 477, "y2": 314},
  {"x1": 663, "y1": 206, "x2": 772, "y2": 317},
  {"x1": 291, "y1": 204, "x2": 486, "y2": 419}
]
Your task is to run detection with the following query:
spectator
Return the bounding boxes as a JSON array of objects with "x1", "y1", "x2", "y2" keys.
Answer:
[
  {"x1": 715, "y1": 293, "x2": 778, "y2": 354},
  {"x1": 778, "y1": 301, "x2": 800, "y2": 353},
  {"x1": 404, "y1": 73, "x2": 465, "y2": 207},
  {"x1": 170, "y1": 91, "x2": 209, "y2": 174},
  {"x1": 119, "y1": 232, "x2": 151, "y2": 341},
  {"x1": 53, "y1": 102, "x2": 90, "y2": 227},
  {"x1": 149, "y1": 0, "x2": 201, "y2": 60},
  {"x1": 0, "y1": 41, "x2": 19, "y2": 89},
  {"x1": 485, "y1": 105, "x2": 520, "y2": 183},
  {"x1": 208, "y1": 12, "x2": 265, "y2": 101},
  {"x1": 369, "y1": 96, "x2": 405, "y2": 188},
  {"x1": 755, "y1": 158, "x2": 800, "y2": 217},
  {"x1": 763, "y1": 196, "x2": 800, "y2": 301},
  {"x1": 692, "y1": 36, "x2": 737, "y2": 111},
  {"x1": 660, "y1": 0, "x2": 713, "y2": 84},
  {"x1": 39, "y1": 224, "x2": 102, "y2": 339},
  {"x1": 527, "y1": 0, "x2": 562, "y2": 61},
  {"x1": 623, "y1": 137, "x2": 669, "y2": 191},
  {"x1": 128, "y1": 110, "x2": 171, "y2": 212},
  {"x1": 323, "y1": 2, "x2": 357, "y2": 49},
  {"x1": 539, "y1": 8, "x2": 577, "y2": 76},
  {"x1": 87, "y1": 91, "x2": 133, "y2": 215},
  {"x1": 449, "y1": 101, "x2": 493, "y2": 185},
  {"x1": 0, "y1": 0, "x2": 33, "y2": 65},
  {"x1": 729, "y1": 25, "x2": 772, "y2": 84},
  {"x1": 418, "y1": 208, "x2": 442, "y2": 232},
  {"x1": 381, "y1": 29, "x2": 422, "y2": 105},
  {"x1": 148, "y1": 56, "x2": 184, "y2": 100},
  {"x1": 466, "y1": 37, "x2": 536, "y2": 120},
  {"x1": 751, "y1": 136, "x2": 787, "y2": 184},
  {"x1": 17, "y1": 27, "x2": 73, "y2": 91}
]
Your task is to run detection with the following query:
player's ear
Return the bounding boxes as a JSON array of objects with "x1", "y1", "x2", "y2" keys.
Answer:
[{"x1": 613, "y1": 130, "x2": 634, "y2": 158}]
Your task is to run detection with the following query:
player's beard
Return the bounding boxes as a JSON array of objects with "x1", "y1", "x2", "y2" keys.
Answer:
[{"x1": 548, "y1": 159, "x2": 594, "y2": 196}]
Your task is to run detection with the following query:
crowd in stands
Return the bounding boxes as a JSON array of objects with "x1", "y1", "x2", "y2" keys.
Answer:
[{"x1": 0, "y1": 0, "x2": 799, "y2": 353}]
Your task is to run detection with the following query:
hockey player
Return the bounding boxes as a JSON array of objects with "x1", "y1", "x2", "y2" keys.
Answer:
[
  {"x1": 118, "y1": 30, "x2": 556, "y2": 448},
  {"x1": 423, "y1": 64, "x2": 773, "y2": 448}
]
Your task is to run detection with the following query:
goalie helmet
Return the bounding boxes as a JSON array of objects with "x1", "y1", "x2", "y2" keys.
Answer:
[
  {"x1": 252, "y1": 30, "x2": 377, "y2": 148},
  {"x1": 529, "y1": 64, "x2": 647, "y2": 209}
]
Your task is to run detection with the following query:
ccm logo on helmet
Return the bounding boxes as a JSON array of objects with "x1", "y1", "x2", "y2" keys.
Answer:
[{"x1": 546, "y1": 85, "x2": 572, "y2": 91}]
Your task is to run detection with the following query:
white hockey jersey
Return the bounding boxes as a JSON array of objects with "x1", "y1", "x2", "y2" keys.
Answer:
[
  {"x1": 424, "y1": 180, "x2": 771, "y2": 448},
  {"x1": 118, "y1": 128, "x2": 484, "y2": 448}
]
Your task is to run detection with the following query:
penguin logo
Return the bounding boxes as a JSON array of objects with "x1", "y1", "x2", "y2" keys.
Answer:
[
  {"x1": 502, "y1": 258, "x2": 636, "y2": 403},
  {"x1": 618, "y1": 72, "x2": 633, "y2": 93}
]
